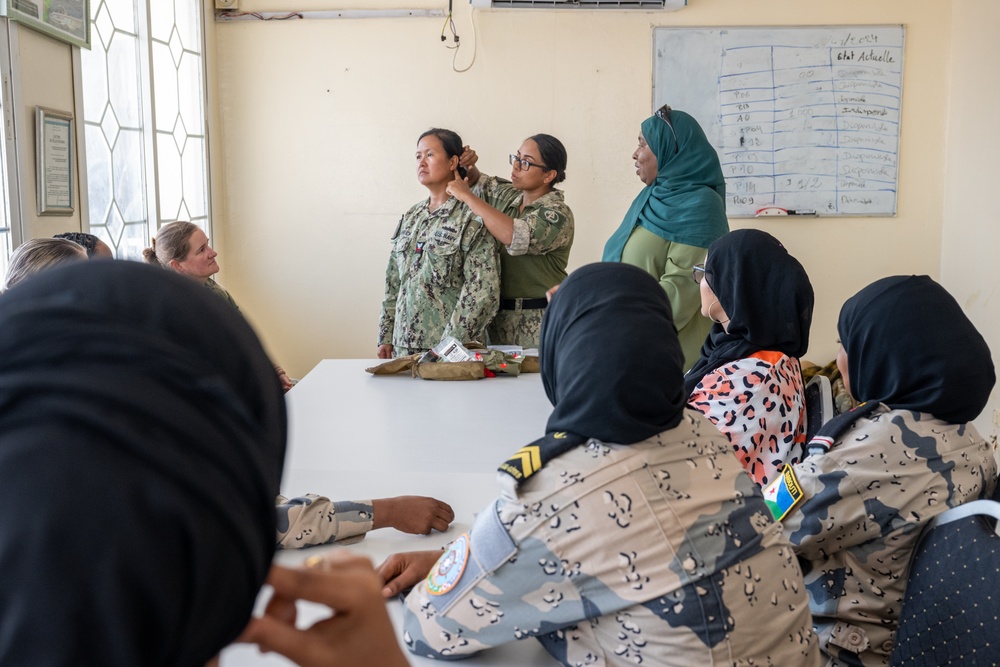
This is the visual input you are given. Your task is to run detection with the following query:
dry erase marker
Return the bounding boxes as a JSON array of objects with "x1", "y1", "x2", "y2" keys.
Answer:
[{"x1": 755, "y1": 206, "x2": 818, "y2": 217}]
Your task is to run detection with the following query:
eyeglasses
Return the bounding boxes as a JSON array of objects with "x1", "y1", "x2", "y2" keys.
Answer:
[
  {"x1": 509, "y1": 154, "x2": 549, "y2": 172},
  {"x1": 692, "y1": 263, "x2": 706, "y2": 284},
  {"x1": 655, "y1": 104, "x2": 680, "y2": 156}
]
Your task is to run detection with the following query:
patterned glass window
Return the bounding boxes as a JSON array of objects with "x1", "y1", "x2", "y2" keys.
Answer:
[
  {"x1": 81, "y1": 0, "x2": 209, "y2": 260},
  {"x1": 0, "y1": 131, "x2": 11, "y2": 277}
]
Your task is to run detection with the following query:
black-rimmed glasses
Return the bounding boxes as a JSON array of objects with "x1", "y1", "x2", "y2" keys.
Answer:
[
  {"x1": 692, "y1": 263, "x2": 706, "y2": 284},
  {"x1": 655, "y1": 104, "x2": 680, "y2": 156},
  {"x1": 509, "y1": 154, "x2": 549, "y2": 171}
]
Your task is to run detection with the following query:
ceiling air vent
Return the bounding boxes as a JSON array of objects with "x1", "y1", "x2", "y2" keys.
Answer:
[{"x1": 470, "y1": 0, "x2": 686, "y2": 9}]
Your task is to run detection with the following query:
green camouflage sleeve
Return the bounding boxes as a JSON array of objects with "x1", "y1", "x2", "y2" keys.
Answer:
[
  {"x1": 377, "y1": 217, "x2": 404, "y2": 346},
  {"x1": 508, "y1": 203, "x2": 573, "y2": 257},
  {"x1": 275, "y1": 494, "x2": 375, "y2": 549},
  {"x1": 780, "y1": 456, "x2": 876, "y2": 561},
  {"x1": 442, "y1": 220, "x2": 500, "y2": 343},
  {"x1": 475, "y1": 174, "x2": 521, "y2": 212}
]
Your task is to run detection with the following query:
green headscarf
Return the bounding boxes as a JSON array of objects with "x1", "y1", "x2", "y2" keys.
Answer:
[{"x1": 603, "y1": 109, "x2": 729, "y2": 261}]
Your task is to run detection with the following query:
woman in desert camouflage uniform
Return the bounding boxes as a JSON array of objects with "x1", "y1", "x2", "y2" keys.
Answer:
[
  {"x1": 379, "y1": 263, "x2": 819, "y2": 667},
  {"x1": 774, "y1": 275, "x2": 997, "y2": 666}
]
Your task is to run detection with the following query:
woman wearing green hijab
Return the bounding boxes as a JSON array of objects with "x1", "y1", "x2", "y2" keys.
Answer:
[{"x1": 602, "y1": 105, "x2": 729, "y2": 371}]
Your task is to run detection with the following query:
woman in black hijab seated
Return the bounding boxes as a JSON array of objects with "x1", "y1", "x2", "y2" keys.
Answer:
[
  {"x1": 0, "y1": 260, "x2": 286, "y2": 666},
  {"x1": 774, "y1": 275, "x2": 997, "y2": 667},
  {"x1": 685, "y1": 229, "x2": 814, "y2": 489},
  {"x1": 366, "y1": 262, "x2": 819, "y2": 666}
]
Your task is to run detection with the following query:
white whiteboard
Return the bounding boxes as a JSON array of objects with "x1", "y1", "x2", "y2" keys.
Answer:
[{"x1": 653, "y1": 26, "x2": 905, "y2": 217}]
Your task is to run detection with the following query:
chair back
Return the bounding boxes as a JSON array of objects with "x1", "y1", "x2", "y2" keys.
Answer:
[{"x1": 889, "y1": 499, "x2": 1000, "y2": 666}]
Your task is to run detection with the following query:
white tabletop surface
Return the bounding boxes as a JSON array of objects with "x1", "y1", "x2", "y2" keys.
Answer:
[{"x1": 221, "y1": 359, "x2": 560, "y2": 666}]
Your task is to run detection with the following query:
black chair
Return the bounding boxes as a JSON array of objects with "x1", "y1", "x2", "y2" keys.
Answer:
[{"x1": 889, "y1": 499, "x2": 1000, "y2": 666}]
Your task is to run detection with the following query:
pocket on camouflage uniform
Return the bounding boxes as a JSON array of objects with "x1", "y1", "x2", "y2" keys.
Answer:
[{"x1": 828, "y1": 621, "x2": 871, "y2": 656}]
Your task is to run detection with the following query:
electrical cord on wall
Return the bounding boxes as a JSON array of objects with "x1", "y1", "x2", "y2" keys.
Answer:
[
  {"x1": 441, "y1": 3, "x2": 477, "y2": 73},
  {"x1": 440, "y1": 0, "x2": 459, "y2": 48},
  {"x1": 225, "y1": 11, "x2": 303, "y2": 20}
]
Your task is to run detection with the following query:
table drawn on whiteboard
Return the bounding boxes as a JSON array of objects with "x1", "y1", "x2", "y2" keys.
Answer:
[{"x1": 654, "y1": 26, "x2": 905, "y2": 217}]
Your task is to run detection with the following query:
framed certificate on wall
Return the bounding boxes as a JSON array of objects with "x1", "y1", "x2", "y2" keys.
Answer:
[
  {"x1": 36, "y1": 107, "x2": 75, "y2": 216},
  {"x1": 1, "y1": 0, "x2": 90, "y2": 50}
]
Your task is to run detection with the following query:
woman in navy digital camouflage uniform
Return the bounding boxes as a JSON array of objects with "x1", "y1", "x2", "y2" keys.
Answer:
[{"x1": 377, "y1": 128, "x2": 500, "y2": 358}]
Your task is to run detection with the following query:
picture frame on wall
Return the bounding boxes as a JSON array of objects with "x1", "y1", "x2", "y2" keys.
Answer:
[
  {"x1": 1, "y1": 0, "x2": 90, "y2": 50},
  {"x1": 36, "y1": 106, "x2": 75, "y2": 216}
]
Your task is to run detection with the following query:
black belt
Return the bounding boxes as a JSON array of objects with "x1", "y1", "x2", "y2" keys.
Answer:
[{"x1": 499, "y1": 298, "x2": 548, "y2": 310}]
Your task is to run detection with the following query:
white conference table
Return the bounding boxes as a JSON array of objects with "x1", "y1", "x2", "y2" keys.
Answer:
[{"x1": 221, "y1": 359, "x2": 560, "y2": 667}]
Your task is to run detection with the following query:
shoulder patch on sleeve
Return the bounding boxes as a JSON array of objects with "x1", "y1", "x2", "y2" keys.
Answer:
[
  {"x1": 541, "y1": 208, "x2": 564, "y2": 225},
  {"x1": 423, "y1": 499, "x2": 518, "y2": 612},
  {"x1": 427, "y1": 533, "x2": 470, "y2": 595},
  {"x1": 763, "y1": 466, "x2": 804, "y2": 522}
]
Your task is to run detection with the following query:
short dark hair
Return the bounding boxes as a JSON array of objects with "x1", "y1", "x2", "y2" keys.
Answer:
[
  {"x1": 54, "y1": 232, "x2": 101, "y2": 257},
  {"x1": 528, "y1": 134, "x2": 568, "y2": 185}
]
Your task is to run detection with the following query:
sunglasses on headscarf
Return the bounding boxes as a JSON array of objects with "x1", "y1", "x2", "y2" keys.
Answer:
[{"x1": 655, "y1": 104, "x2": 679, "y2": 156}]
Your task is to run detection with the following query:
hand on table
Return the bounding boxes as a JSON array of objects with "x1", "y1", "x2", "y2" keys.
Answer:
[
  {"x1": 377, "y1": 550, "x2": 442, "y2": 598},
  {"x1": 373, "y1": 496, "x2": 454, "y2": 534},
  {"x1": 239, "y1": 553, "x2": 411, "y2": 667},
  {"x1": 377, "y1": 344, "x2": 393, "y2": 359}
]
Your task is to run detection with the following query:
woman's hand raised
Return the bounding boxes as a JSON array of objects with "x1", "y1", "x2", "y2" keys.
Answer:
[{"x1": 445, "y1": 169, "x2": 474, "y2": 204}]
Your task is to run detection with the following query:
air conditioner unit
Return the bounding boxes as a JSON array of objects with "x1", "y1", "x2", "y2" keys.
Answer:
[{"x1": 470, "y1": 0, "x2": 686, "y2": 9}]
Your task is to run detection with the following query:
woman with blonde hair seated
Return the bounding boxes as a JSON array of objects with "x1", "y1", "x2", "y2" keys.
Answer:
[
  {"x1": 143, "y1": 221, "x2": 292, "y2": 391},
  {"x1": 3, "y1": 237, "x2": 88, "y2": 291},
  {"x1": 144, "y1": 221, "x2": 455, "y2": 548}
]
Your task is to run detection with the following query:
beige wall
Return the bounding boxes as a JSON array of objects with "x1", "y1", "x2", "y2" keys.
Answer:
[
  {"x1": 941, "y1": 0, "x2": 1000, "y2": 440},
  {"x1": 213, "y1": 0, "x2": 956, "y2": 380},
  {"x1": 11, "y1": 25, "x2": 81, "y2": 239},
  {"x1": 5, "y1": 1, "x2": 997, "y2": 435}
]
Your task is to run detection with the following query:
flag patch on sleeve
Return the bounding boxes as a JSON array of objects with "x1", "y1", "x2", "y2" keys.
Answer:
[{"x1": 763, "y1": 466, "x2": 804, "y2": 522}]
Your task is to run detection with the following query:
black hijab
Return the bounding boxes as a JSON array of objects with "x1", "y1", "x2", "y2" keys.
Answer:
[
  {"x1": 685, "y1": 229, "x2": 814, "y2": 396},
  {"x1": 542, "y1": 262, "x2": 687, "y2": 442},
  {"x1": 500, "y1": 264, "x2": 688, "y2": 483},
  {"x1": 0, "y1": 261, "x2": 286, "y2": 666},
  {"x1": 838, "y1": 275, "x2": 994, "y2": 424}
]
